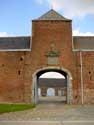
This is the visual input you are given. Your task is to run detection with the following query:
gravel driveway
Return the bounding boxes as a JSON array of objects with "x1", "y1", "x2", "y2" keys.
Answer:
[{"x1": 0, "y1": 102, "x2": 94, "y2": 121}]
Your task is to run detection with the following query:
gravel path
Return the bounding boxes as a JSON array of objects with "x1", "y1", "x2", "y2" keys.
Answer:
[
  {"x1": 0, "y1": 102, "x2": 94, "y2": 121},
  {"x1": 0, "y1": 97, "x2": 94, "y2": 122}
]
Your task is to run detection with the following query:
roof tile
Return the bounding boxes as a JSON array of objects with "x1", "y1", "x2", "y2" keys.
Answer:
[
  {"x1": 73, "y1": 36, "x2": 94, "y2": 50},
  {"x1": 0, "y1": 36, "x2": 30, "y2": 50},
  {"x1": 34, "y1": 9, "x2": 71, "y2": 21}
]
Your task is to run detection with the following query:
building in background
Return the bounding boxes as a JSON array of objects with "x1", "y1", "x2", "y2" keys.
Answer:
[{"x1": 0, "y1": 9, "x2": 94, "y2": 104}]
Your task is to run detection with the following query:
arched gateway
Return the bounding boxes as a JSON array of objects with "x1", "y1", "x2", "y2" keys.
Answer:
[
  {"x1": 1, "y1": 9, "x2": 94, "y2": 104},
  {"x1": 32, "y1": 67, "x2": 73, "y2": 104}
]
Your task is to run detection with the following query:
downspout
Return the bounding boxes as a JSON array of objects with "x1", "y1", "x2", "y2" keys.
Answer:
[{"x1": 80, "y1": 50, "x2": 84, "y2": 104}]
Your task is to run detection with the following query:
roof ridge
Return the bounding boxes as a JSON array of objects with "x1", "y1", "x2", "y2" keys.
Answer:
[
  {"x1": 38, "y1": 9, "x2": 64, "y2": 19},
  {"x1": 34, "y1": 9, "x2": 71, "y2": 21}
]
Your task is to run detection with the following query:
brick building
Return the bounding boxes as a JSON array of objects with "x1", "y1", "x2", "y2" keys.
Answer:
[{"x1": 0, "y1": 9, "x2": 94, "y2": 104}]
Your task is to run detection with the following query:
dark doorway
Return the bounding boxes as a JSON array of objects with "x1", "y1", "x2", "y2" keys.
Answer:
[{"x1": 37, "y1": 70, "x2": 67, "y2": 104}]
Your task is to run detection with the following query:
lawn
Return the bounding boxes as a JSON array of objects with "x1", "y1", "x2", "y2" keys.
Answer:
[{"x1": 0, "y1": 103, "x2": 36, "y2": 114}]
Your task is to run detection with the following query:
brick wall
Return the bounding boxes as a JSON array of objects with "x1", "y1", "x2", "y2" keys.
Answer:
[
  {"x1": 0, "y1": 52, "x2": 25, "y2": 103},
  {"x1": 30, "y1": 20, "x2": 77, "y2": 103},
  {"x1": 0, "y1": 19, "x2": 94, "y2": 104},
  {"x1": 81, "y1": 52, "x2": 94, "y2": 104}
]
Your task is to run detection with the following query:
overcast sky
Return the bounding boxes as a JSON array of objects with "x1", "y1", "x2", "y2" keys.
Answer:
[
  {"x1": 0, "y1": 0, "x2": 94, "y2": 37},
  {"x1": 40, "y1": 72, "x2": 65, "y2": 79}
]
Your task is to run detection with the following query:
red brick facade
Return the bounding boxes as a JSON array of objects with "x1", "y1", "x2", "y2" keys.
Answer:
[{"x1": 0, "y1": 10, "x2": 94, "y2": 104}]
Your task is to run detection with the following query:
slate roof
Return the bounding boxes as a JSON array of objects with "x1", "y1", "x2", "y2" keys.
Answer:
[
  {"x1": 34, "y1": 9, "x2": 71, "y2": 21},
  {"x1": 0, "y1": 9, "x2": 93, "y2": 51},
  {"x1": 38, "y1": 78, "x2": 67, "y2": 87},
  {"x1": 0, "y1": 36, "x2": 31, "y2": 51},
  {"x1": 73, "y1": 36, "x2": 94, "y2": 50}
]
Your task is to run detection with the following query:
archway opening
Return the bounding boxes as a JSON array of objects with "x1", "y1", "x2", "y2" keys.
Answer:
[
  {"x1": 35, "y1": 69, "x2": 68, "y2": 104},
  {"x1": 47, "y1": 88, "x2": 55, "y2": 96}
]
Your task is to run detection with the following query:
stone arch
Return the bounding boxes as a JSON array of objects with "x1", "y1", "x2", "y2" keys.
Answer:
[{"x1": 32, "y1": 66, "x2": 73, "y2": 104}]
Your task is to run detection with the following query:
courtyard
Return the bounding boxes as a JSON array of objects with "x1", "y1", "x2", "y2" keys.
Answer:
[{"x1": 0, "y1": 97, "x2": 94, "y2": 125}]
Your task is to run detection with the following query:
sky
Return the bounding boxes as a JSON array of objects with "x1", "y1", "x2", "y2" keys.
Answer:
[
  {"x1": 40, "y1": 72, "x2": 65, "y2": 79},
  {"x1": 0, "y1": 0, "x2": 94, "y2": 37}
]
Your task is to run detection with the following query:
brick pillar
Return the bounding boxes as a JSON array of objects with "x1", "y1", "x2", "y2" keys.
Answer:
[
  {"x1": 63, "y1": 87, "x2": 67, "y2": 96},
  {"x1": 55, "y1": 87, "x2": 58, "y2": 96},
  {"x1": 41, "y1": 87, "x2": 47, "y2": 96}
]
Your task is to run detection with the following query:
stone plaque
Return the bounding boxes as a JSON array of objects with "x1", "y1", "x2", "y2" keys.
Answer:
[{"x1": 47, "y1": 57, "x2": 58, "y2": 65}]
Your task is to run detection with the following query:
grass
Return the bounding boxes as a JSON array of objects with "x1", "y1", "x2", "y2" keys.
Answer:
[{"x1": 0, "y1": 103, "x2": 36, "y2": 114}]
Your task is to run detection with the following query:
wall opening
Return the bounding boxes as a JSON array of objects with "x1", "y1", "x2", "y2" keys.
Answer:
[
  {"x1": 47, "y1": 88, "x2": 55, "y2": 96},
  {"x1": 32, "y1": 67, "x2": 73, "y2": 104},
  {"x1": 18, "y1": 70, "x2": 21, "y2": 75},
  {"x1": 38, "y1": 88, "x2": 41, "y2": 96}
]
